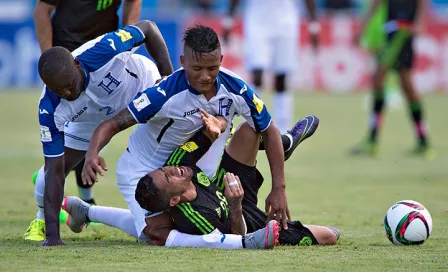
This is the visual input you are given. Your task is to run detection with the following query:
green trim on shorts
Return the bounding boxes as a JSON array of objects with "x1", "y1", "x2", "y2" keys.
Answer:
[{"x1": 380, "y1": 30, "x2": 411, "y2": 68}]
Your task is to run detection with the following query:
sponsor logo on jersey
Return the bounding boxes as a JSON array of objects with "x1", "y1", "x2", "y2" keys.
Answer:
[
  {"x1": 252, "y1": 95, "x2": 264, "y2": 114},
  {"x1": 180, "y1": 141, "x2": 198, "y2": 152},
  {"x1": 114, "y1": 29, "x2": 132, "y2": 42},
  {"x1": 218, "y1": 98, "x2": 233, "y2": 116},
  {"x1": 107, "y1": 38, "x2": 116, "y2": 50},
  {"x1": 157, "y1": 87, "x2": 166, "y2": 97},
  {"x1": 299, "y1": 236, "x2": 313, "y2": 246},
  {"x1": 196, "y1": 172, "x2": 210, "y2": 187},
  {"x1": 39, "y1": 109, "x2": 49, "y2": 115},
  {"x1": 133, "y1": 93, "x2": 151, "y2": 112},
  {"x1": 183, "y1": 108, "x2": 200, "y2": 118},
  {"x1": 71, "y1": 107, "x2": 88, "y2": 122},
  {"x1": 40, "y1": 125, "x2": 52, "y2": 142},
  {"x1": 215, "y1": 207, "x2": 222, "y2": 218}
]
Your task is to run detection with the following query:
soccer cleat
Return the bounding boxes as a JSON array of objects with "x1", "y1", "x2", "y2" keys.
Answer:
[
  {"x1": 32, "y1": 170, "x2": 39, "y2": 185},
  {"x1": 243, "y1": 220, "x2": 280, "y2": 249},
  {"x1": 411, "y1": 145, "x2": 436, "y2": 161},
  {"x1": 62, "y1": 196, "x2": 91, "y2": 233},
  {"x1": 59, "y1": 210, "x2": 69, "y2": 223},
  {"x1": 23, "y1": 219, "x2": 45, "y2": 241},
  {"x1": 349, "y1": 140, "x2": 378, "y2": 157},
  {"x1": 284, "y1": 115, "x2": 320, "y2": 161}
]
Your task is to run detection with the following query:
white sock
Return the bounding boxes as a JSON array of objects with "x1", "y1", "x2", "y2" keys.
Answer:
[
  {"x1": 88, "y1": 206, "x2": 138, "y2": 239},
  {"x1": 165, "y1": 229, "x2": 243, "y2": 249},
  {"x1": 34, "y1": 167, "x2": 45, "y2": 220},
  {"x1": 78, "y1": 187, "x2": 94, "y2": 202},
  {"x1": 273, "y1": 92, "x2": 292, "y2": 134}
]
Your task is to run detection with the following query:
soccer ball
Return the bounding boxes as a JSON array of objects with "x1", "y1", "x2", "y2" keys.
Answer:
[{"x1": 383, "y1": 200, "x2": 432, "y2": 245}]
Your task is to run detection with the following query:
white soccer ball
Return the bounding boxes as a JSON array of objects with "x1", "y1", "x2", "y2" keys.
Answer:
[{"x1": 384, "y1": 200, "x2": 432, "y2": 245}]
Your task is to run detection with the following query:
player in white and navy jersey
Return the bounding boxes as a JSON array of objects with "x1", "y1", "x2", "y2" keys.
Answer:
[
  {"x1": 28, "y1": 20, "x2": 174, "y2": 246},
  {"x1": 81, "y1": 25, "x2": 290, "y2": 243},
  {"x1": 222, "y1": 0, "x2": 319, "y2": 133}
]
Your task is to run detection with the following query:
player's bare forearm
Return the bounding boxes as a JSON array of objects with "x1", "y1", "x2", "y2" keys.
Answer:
[
  {"x1": 229, "y1": 204, "x2": 245, "y2": 235},
  {"x1": 43, "y1": 156, "x2": 65, "y2": 240},
  {"x1": 144, "y1": 214, "x2": 173, "y2": 246},
  {"x1": 304, "y1": 0, "x2": 317, "y2": 21},
  {"x1": 262, "y1": 122, "x2": 285, "y2": 189},
  {"x1": 33, "y1": 1, "x2": 55, "y2": 53},
  {"x1": 122, "y1": 0, "x2": 141, "y2": 26},
  {"x1": 87, "y1": 109, "x2": 135, "y2": 156},
  {"x1": 415, "y1": 0, "x2": 428, "y2": 34},
  {"x1": 135, "y1": 20, "x2": 174, "y2": 76}
]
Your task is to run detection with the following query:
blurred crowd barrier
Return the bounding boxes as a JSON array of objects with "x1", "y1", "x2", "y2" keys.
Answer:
[{"x1": 0, "y1": 0, "x2": 447, "y2": 92}]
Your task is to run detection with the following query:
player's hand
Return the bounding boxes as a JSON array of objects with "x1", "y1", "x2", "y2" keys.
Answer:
[
  {"x1": 82, "y1": 153, "x2": 108, "y2": 185},
  {"x1": 41, "y1": 237, "x2": 65, "y2": 247},
  {"x1": 223, "y1": 173, "x2": 244, "y2": 205},
  {"x1": 265, "y1": 187, "x2": 291, "y2": 230},
  {"x1": 200, "y1": 109, "x2": 226, "y2": 140}
]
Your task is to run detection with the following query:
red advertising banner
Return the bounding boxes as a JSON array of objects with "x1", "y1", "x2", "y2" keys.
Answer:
[{"x1": 184, "y1": 14, "x2": 448, "y2": 93}]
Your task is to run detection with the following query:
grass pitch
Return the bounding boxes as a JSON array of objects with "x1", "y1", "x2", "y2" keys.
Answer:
[{"x1": 0, "y1": 90, "x2": 447, "y2": 271}]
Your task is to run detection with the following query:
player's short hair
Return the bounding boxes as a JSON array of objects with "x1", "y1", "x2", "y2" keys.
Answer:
[
  {"x1": 37, "y1": 46, "x2": 73, "y2": 80},
  {"x1": 135, "y1": 174, "x2": 172, "y2": 213},
  {"x1": 183, "y1": 25, "x2": 220, "y2": 58}
]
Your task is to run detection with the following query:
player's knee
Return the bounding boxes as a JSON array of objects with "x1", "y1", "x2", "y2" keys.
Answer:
[{"x1": 316, "y1": 227, "x2": 338, "y2": 245}]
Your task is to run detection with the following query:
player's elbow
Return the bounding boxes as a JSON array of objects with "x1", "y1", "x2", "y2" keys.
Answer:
[
  {"x1": 136, "y1": 20, "x2": 159, "y2": 36},
  {"x1": 33, "y1": 2, "x2": 53, "y2": 21}
]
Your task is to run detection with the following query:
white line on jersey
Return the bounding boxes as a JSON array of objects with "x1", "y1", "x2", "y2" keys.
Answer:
[{"x1": 108, "y1": 39, "x2": 116, "y2": 50}]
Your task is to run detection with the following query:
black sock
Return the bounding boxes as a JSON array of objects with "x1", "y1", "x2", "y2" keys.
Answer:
[
  {"x1": 369, "y1": 89, "x2": 385, "y2": 144},
  {"x1": 409, "y1": 100, "x2": 428, "y2": 147},
  {"x1": 258, "y1": 134, "x2": 291, "y2": 151}
]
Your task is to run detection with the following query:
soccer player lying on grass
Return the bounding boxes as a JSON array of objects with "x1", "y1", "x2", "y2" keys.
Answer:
[
  {"x1": 27, "y1": 20, "x2": 174, "y2": 246},
  {"x1": 134, "y1": 114, "x2": 339, "y2": 247},
  {"x1": 64, "y1": 113, "x2": 338, "y2": 248}
]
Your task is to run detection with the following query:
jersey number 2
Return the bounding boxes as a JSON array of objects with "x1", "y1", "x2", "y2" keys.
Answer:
[
  {"x1": 99, "y1": 106, "x2": 115, "y2": 116},
  {"x1": 157, "y1": 118, "x2": 174, "y2": 143}
]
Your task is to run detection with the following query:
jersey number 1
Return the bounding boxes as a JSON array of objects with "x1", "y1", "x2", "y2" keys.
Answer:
[{"x1": 157, "y1": 118, "x2": 174, "y2": 143}]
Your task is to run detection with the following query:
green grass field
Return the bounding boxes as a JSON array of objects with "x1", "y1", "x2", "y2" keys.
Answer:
[{"x1": 0, "y1": 90, "x2": 447, "y2": 271}]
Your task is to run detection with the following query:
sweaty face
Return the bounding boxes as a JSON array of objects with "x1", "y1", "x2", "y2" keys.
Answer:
[
  {"x1": 149, "y1": 166, "x2": 194, "y2": 206},
  {"x1": 45, "y1": 60, "x2": 83, "y2": 101},
  {"x1": 181, "y1": 47, "x2": 222, "y2": 94}
]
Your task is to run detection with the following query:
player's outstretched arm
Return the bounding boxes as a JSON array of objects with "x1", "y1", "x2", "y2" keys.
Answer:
[
  {"x1": 42, "y1": 156, "x2": 65, "y2": 246},
  {"x1": 261, "y1": 121, "x2": 291, "y2": 230},
  {"x1": 122, "y1": 0, "x2": 141, "y2": 26},
  {"x1": 135, "y1": 20, "x2": 174, "y2": 77},
  {"x1": 82, "y1": 109, "x2": 137, "y2": 185},
  {"x1": 33, "y1": 0, "x2": 55, "y2": 53}
]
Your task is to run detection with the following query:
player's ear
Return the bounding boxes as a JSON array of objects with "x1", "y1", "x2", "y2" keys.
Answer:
[
  {"x1": 180, "y1": 55, "x2": 185, "y2": 68},
  {"x1": 169, "y1": 196, "x2": 181, "y2": 207},
  {"x1": 74, "y1": 58, "x2": 81, "y2": 68},
  {"x1": 220, "y1": 54, "x2": 223, "y2": 64}
]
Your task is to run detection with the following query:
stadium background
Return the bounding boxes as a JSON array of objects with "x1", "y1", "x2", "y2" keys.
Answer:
[{"x1": 0, "y1": 1, "x2": 447, "y2": 271}]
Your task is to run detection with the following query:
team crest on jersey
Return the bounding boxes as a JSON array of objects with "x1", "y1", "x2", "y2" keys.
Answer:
[
  {"x1": 133, "y1": 93, "x2": 150, "y2": 112},
  {"x1": 218, "y1": 98, "x2": 233, "y2": 116},
  {"x1": 40, "y1": 125, "x2": 52, "y2": 142},
  {"x1": 181, "y1": 141, "x2": 198, "y2": 152},
  {"x1": 197, "y1": 172, "x2": 210, "y2": 187},
  {"x1": 252, "y1": 95, "x2": 264, "y2": 114},
  {"x1": 115, "y1": 29, "x2": 132, "y2": 42}
]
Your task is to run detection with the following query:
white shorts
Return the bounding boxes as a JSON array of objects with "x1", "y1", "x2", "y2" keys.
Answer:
[
  {"x1": 116, "y1": 149, "x2": 153, "y2": 241},
  {"x1": 64, "y1": 121, "x2": 97, "y2": 151},
  {"x1": 244, "y1": 21, "x2": 299, "y2": 73}
]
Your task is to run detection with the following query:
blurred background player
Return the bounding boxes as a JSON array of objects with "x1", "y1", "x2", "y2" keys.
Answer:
[
  {"x1": 221, "y1": 0, "x2": 319, "y2": 133},
  {"x1": 352, "y1": 0, "x2": 434, "y2": 158},
  {"x1": 32, "y1": 0, "x2": 142, "y2": 209}
]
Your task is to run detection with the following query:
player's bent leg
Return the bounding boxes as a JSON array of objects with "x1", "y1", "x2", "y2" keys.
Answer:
[
  {"x1": 62, "y1": 196, "x2": 90, "y2": 233},
  {"x1": 278, "y1": 221, "x2": 338, "y2": 246},
  {"x1": 305, "y1": 225, "x2": 339, "y2": 245},
  {"x1": 284, "y1": 115, "x2": 320, "y2": 161},
  {"x1": 225, "y1": 122, "x2": 261, "y2": 167},
  {"x1": 73, "y1": 159, "x2": 96, "y2": 204}
]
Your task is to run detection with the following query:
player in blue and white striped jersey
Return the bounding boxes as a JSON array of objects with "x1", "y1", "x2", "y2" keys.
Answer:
[
  {"x1": 31, "y1": 20, "x2": 173, "y2": 246},
  {"x1": 82, "y1": 25, "x2": 290, "y2": 244}
]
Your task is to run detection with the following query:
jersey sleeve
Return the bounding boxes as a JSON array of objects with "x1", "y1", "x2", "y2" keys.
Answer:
[
  {"x1": 237, "y1": 87, "x2": 272, "y2": 132},
  {"x1": 170, "y1": 203, "x2": 228, "y2": 235},
  {"x1": 127, "y1": 72, "x2": 182, "y2": 123},
  {"x1": 164, "y1": 130, "x2": 212, "y2": 169},
  {"x1": 75, "y1": 25, "x2": 145, "y2": 73},
  {"x1": 38, "y1": 87, "x2": 65, "y2": 157}
]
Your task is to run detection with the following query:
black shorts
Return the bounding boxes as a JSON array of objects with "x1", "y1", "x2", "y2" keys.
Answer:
[
  {"x1": 216, "y1": 151, "x2": 318, "y2": 246},
  {"x1": 379, "y1": 30, "x2": 414, "y2": 70}
]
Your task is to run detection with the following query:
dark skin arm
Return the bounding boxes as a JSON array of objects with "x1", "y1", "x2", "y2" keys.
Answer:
[
  {"x1": 122, "y1": 0, "x2": 141, "y2": 26},
  {"x1": 262, "y1": 121, "x2": 290, "y2": 229},
  {"x1": 33, "y1": 0, "x2": 55, "y2": 53},
  {"x1": 82, "y1": 109, "x2": 136, "y2": 185},
  {"x1": 41, "y1": 155, "x2": 65, "y2": 246},
  {"x1": 135, "y1": 20, "x2": 174, "y2": 77},
  {"x1": 144, "y1": 213, "x2": 174, "y2": 246}
]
